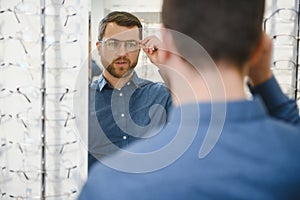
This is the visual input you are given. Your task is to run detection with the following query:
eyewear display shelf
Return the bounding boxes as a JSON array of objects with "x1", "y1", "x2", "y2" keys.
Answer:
[
  {"x1": 0, "y1": 0, "x2": 88, "y2": 199},
  {"x1": 264, "y1": 0, "x2": 300, "y2": 104}
]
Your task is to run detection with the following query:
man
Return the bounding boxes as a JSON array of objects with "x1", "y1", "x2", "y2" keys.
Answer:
[
  {"x1": 88, "y1": 11, "x2": 172, "y2": 168},
  {"x1": 82, "y1": 1, "x2": 300, "y2": 199}
]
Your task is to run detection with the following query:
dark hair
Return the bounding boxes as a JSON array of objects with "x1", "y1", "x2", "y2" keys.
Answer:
[
  {"x1": 162, "y1": 0, "x2": 265, "y2": 67},
  {"x1": 98, "y1": 11, "x2": 143, "y2": 41}
]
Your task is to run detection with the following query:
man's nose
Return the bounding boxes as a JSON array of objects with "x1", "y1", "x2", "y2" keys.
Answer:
[{"x1": 116, "y1": 43, "x2": 128, "y2": 56}]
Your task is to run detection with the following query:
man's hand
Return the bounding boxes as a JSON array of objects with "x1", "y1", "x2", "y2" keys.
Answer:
[
  {"x1": 248, "y1": 32, "x2": 273, "y2": 86},
  {"x1": 140, "y1": 35, "x2": 166, "y2": 65}
]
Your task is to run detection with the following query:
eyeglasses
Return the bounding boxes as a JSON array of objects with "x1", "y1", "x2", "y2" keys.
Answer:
[
  {"x1": 44, "y1": 33, "x2": 78, "y2": 52},
  {"x1": 1, "y1": 165, "x2": 77, "y2": 183},
  {"x1": 46, "y1": 110, "x2": 76, "y2": 127},
  {"x1": 0, "y1": 86, "x2": 77, "y2": 103},
  {"x1": 0, "y1": 87, "x2": 40, "y2": 103},
  {"x1": 46, "y1": 87, "x2": 77, "y2": 102},
  {"x1": 0, "y1": 108, "x2": 40, "y2": 129},
  {"x1": 0, "y1": 139, "x2": 77, "y2": 156},
  {"x1": 272, "y1": 59, "x2": 298, "y2": 70},
  {"x1": 0, "y1": 87, "x2": 36, "y2": 103},
  {"x1": 264, "y1": 8, "x2": 298, "y2": 25},
  {"x1": 272, "y1": 34, "x2": 299, "y2": 46},
  {"x1": 0, "y1": 1, "x2": 77, "y2": 27},
  {"x1": 0, "y1": 33, "x2": 29, "y2": 55},
  {"x1": 46, "y1": 140, "x2": 77, "y2": 155},
  {"x1": 0, "y1": 62, "x2": 36, "y2": 89},
  {"x1": 0, "y1": 138, "x2": 39, "y2": 155},
  {"x1": 0, "y1": 108, "x2": 76, "y2": 129},
  {"x1": 1, "y1": 189, "x2": 77, "y2": 199},
  {"x1": 45, "y1": 2, "x2": 78, "y2": 27},
  {"x1": 100, "y1": 39, "x2": 140, "y2": 52},
  {"x1": 0, "y1": 1, "x2": 37, "y2": 24}
]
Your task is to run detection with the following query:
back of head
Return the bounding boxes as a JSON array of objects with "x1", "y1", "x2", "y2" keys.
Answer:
[
  {"x1": 98, "y1": 11, "x2": 143, "y2": 41},
  {"x1": 162, "y1": 0, "x2": 265, "y2": 67}
]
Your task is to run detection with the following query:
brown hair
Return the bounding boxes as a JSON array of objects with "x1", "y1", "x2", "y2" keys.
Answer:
[
  {"x1": 162, "y1": 0, "x2": 265, "y2": 67},
  {"x1": 98, "y1": 11, "x2": 143, "y2": 41}
]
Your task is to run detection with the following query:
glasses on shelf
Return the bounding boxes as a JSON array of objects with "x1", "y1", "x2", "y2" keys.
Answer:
[
  {"x1": 0, "y1": 1, "x2": 77, "y2": 27},
  {"x1": 13, "y1": 1, "x2": 42, "y2": 24},
  {"x1": 264, "y1": 8, "x2": 299, "y2": 29},
  {"x1": 45, "y1": 3, "x2": 77, "y2": 27},
  {"x1": 0, "y1": 86, "x2": 77, "y2": 103},
  {"x1": 1, "y1": 164, "x2": 77, "y2": 183},
  {"x1": 0, "y1": 61, "x2": 35, "y2": 82},
  {"x1": 272, "y1": 34, "x2": 299, "y2": 46},
  {"x1": 0, "y1": 87, "x2": 35, "y2": 103},
  {"x1": 46, "y1": 110, "x2": 76, "y2": 127},
  {"x1": 45, "y1": 165, "x2": 77, "y2": 181},
  {"x1": 272, "y1": 59, "x2": 298, "y2": 70},
  {"x1": 0, "y1": 108, "x2": 76, "y2": 129},
  {"x1": 0, "y1": 108, "x2": 40, "y2": 129},
  {"x1": 1, "y1": 133, "x2": 77, "y2": 155},
  {"x1": 44, "y1": 33, "x2": 78, "y2": 51},
  {"x1": 0, "y1": 164, "x2": 41, "y2": 183},
  {"x1": 45, "y1": 140, "x2": 77, "y2": 155},
  {"x1": 46, "y1": 87, "x2": 77, "y2": 102},
  {"x1": 0, "y1": 33, "x2": 30, "y2": 55},
  {"x1": 1, "y1": 157, "x2": 78, "y2": 181},
  {"x1": 1, "y1": 139, "x2": 34, "y2": 155},
  {"x1": 100, "y1": 39, "x2": 140, "y2": 52},
  {"x1": 45, "y1": 62, "x2": 79, "y2": 71},
  {"x1": 1, "y1": 189, "x2": 76, "y2": 199},
  {"x1": 0, "y1": 5, "x2": 24, "y2": 24}
]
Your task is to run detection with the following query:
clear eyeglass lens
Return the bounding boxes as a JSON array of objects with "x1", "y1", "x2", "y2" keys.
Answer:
[
  {"x1": 125, "y1": 40, "x2": 139, "y2": 51},
  {"x1": 106, "y1": 40, "x2": 119, "y2": 50},
  {"x1": 104, "y1": 39, "x2": 139, "y2": 51}
]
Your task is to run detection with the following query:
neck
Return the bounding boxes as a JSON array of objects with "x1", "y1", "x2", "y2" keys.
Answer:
[
  {"x1": 103, "y1": 70, "x2": 134, "y2": 89},
  {"x1": 164, "y1": 59, "x2": 247, "y2": 106}
]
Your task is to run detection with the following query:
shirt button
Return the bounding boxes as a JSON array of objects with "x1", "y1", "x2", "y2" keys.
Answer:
[
  {"x1": 127, "y1": 82, "x2": 131, "y2": 86},
  {"x1": 119, "y1": 93, "x2": 123, "y2": 97},
  {"x1": 121, "y1": 113, "x2": 125, "y2": 117},
  {"x1": 123, "y1": 135, "x2": 127, "y2": 140}
]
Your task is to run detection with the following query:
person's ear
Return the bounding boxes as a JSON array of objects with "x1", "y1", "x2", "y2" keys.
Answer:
[
  {"x1": 248, "y1": 32, "x2": 267, "y2": 66},
  {"x1": 96, "y1": 41, "x2": 103, "y2": 56}
]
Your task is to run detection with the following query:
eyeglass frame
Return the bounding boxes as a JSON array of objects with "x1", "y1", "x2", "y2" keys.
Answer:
[{"x1": 99, "y1": 38, "x2": 141, "y2": 52}]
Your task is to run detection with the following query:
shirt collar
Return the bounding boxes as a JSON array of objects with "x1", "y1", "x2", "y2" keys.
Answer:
[{"x1": 97, "y1": 71, "x2": 149, "y2": 92}]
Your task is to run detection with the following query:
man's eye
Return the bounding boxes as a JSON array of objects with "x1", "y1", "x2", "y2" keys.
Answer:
[
  {"x1": 126, "y1": 41, "x2": 138, "y2": 48},
  {"x1": 107, "y1": 41, "x2": 119, "y2": 48}
]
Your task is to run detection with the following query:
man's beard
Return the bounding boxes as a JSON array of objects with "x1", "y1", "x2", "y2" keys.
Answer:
[{"x1": 106, "y1": 57, "x2": 138, "y2": 78}]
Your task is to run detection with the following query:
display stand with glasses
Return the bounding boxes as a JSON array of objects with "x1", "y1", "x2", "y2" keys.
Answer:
[
  {"x1": 264, "y1": 0, "x2": 300, "y2": 102},
  {"x1": 0, "y1": 0, "x2": 88, "y2": 199}
]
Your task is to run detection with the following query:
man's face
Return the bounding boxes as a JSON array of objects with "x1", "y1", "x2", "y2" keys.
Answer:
[{"x1": 97, "y1": 22, "x2": 140, "y2": 78}]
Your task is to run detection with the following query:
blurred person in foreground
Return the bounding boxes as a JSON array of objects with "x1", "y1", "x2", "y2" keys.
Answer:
[{"x1": 81, "y1": 0, "x2": 300, "y2": 199}]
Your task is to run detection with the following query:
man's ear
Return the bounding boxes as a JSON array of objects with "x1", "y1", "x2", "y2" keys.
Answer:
[
  {"x1": 248, "y1": 32, "x2": 266, "y2": 66},
  {"x1": 96, "y1": 41, "x2": 102, "y2": 56}
]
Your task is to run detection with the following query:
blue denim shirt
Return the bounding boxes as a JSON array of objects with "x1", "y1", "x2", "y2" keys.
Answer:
[
  {"x1": 88, "y1": 72, "x2": 172, "y2": 168},
  {"x1": 81, "y1": 76, "x2": 300, "y2": 199}
]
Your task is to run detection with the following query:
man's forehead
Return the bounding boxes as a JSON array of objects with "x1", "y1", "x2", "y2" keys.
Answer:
[{"x1": 103, "y1": 22, "x2": 140, "y2": 40}]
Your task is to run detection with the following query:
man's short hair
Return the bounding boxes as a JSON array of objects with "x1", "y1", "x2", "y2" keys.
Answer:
[
  {"x1": 162, "y1": 0, "x2": 265, "y2": 67},
  {"x1": 98, "y1": 11, "x2": 143, "y2": 41}
]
